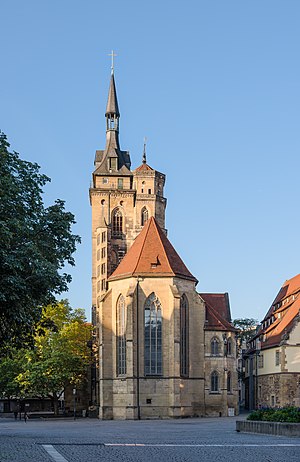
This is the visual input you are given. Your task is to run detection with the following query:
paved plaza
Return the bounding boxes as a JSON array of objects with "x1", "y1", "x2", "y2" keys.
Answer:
[{"x1": 0, "y1": 415, "x2": 300, "y2": 461}]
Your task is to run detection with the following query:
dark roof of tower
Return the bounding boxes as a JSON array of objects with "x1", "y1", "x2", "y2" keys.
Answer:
[
  {"x1": 105, "y1": 74, "x2": 120, "y2": 116},
  {"x1": 108, "y1": 217, "x2": 197, "y2": 282}
]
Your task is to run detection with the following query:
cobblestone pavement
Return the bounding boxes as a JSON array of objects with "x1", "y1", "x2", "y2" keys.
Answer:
[{"x1": 0, "y1": 416, "x2": 300, "y2": 461}]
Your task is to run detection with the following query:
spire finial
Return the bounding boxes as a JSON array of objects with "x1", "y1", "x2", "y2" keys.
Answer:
[
  {"x1": 142, "y1": 137, "x2": 147, "y2": 164},
  {"x1": 108, "y1": 50, "x2": 117, "y2": 75}
]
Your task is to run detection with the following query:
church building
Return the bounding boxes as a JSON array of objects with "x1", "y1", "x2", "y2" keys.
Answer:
[{"x1": 89, "y1": 65, "x2": 238, "y2": 419}]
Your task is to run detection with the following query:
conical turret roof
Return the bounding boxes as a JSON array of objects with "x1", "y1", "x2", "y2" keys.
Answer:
[
  {"x1": 109, "y1": 217, "x2": 197, "y2": 282},
  {"x1": 105, "y1": 74, "x2": 120, "y2": 116}
]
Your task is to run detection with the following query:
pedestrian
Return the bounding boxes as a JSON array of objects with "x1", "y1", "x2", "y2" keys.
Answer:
[
  {"x1": 13, "y1": 410, "x2": 18, "y2": 420},
  {"x1": 24, "y1": 411, "x2": 28, "y2": 423}
]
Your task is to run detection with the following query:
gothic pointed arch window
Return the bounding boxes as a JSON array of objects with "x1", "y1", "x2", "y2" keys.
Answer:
[
  {"x1": 227, "y1": 371, "x2": 231, "y2": 393},
  {"x1": 226, "y1": 338, "x2": 232, "y2": 356},
  {"x1": 144, "y1": 292, "x2": 162, "y2": 376},
  {"x1": 141, "y1": 207, "x2": 149, "y2": 226},
  {"x1": 211, "y1": 370, "x2": 219, "y2": 393},
  {"x1": 180, "y1": 294, "x2": 189, "y2": 377},
  {"x1": 112, "y1": 208, "x2": 123, "y2": 237},
  {"x1": 116, "y1": 295, "x2": 126, "y2": 376},
  {"x1": 211, "y1": 337, "x2": 220, "y2": 356}
]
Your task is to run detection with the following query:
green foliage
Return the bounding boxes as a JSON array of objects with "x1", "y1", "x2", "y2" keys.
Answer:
[
  {"x1": 0, "y1": 132, "x2": 81, "y2": 346},
  {"x1": 247, "y1": 407, "x2": 300, "y2": 423},
  {"x1": 0, "y1": 300, "x2": 92, "y2": 409},
  {"x1": 233, "y1": 318, "x2": 259, "y2": 343}
]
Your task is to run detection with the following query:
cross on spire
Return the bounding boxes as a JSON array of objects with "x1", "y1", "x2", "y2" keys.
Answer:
[{"x1": 108, "y1": 50, "x2": 117, "y2": 74}]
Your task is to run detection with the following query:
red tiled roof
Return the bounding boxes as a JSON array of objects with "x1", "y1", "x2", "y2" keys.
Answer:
[
  {"x1": 200, "y1": 293, "x2": 237, "y2": 332},
  {"x1": 200, "y1": 293, "x2": 231, "y2": 322},
  {"x1": 134, "y1": 163, "x2": 154, "y2": 172},
  {"x1": 262, "y1": 297, "x2": 300, "y2": 348},
  {"x1": 109, "y1": 217, "x2": 197, "y2": 282},
  {"x1": 272, "y1": 273, "x2": 300, "y2": 306}
]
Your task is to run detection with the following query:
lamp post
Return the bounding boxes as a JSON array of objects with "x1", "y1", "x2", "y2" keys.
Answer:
[{"x1": 73, "y1": 388, "x2": 76, "y2": 420}]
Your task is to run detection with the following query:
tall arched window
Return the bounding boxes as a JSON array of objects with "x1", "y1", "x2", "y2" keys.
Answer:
[
  {"x1": 141, "y1": 207, "x2": 149, "y2": 226},
  {"x1": 211, "y1": 371, "x2": 219, "y2": 392},
  {"x1": 116, "y1": 295, "x2": 126, "y2": 376},
  {"x1": 227, "y1": 338, "x2": 232, "y2": 356},
  {"x1": 112, "y1": 208, "x2": 123, "y2": 237},
  {"x1": 227, "y1": 371, "x2": 231, "y2": 393},
  {"x1": 211, "y1": 337, "x2": 220, "y2": 355},
  {"x1": 180, "y1": 294, "x2": 189, "y2": 377},
  {"x1": 144, "y1": 293, "x2": 162, "y2": 376}
]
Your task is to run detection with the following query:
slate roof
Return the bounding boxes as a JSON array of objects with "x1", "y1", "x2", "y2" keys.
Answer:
[
  {"x1": 106, "y1": 74, "x2": 120, "y2": 116},
  {"x1": 108, "y1": 217, "x2": 197, "y2": 282}
]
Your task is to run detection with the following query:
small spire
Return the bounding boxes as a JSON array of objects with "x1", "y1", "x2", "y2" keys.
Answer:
[
  {"x1": 142, "y1": 137, "x2": 147, "y2": 164},
  {"x1": 105, "y1": 73, "x2": 120, "y2": 118}
]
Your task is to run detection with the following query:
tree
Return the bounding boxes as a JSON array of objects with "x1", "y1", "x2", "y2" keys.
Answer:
[
  {"x1": 233, "y1": 318, "x2": 259, "y2": 344},
  {"x1": 0, "y1": 132, "x2": 81, "y2": 347},
  {"x1": 0, "y1": 300, "x2": 92, "y2": 414}
]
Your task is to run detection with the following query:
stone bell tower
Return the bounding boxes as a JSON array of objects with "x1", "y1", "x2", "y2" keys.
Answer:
[{"x1": 89, "y1": 64, "x2": 167, "y2": 320}]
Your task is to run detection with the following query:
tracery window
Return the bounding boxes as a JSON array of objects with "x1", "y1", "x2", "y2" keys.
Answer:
[
  {"x1": 180, "y1": 294, "x2": 189, "y2": 376},
  {"x1": 211, "y1": 337, "x2": 220, "y2": 356},
  {"x1": 211, "y1": 371, "x2": 219, "y2": 392},
  {"x1": 144, "y1": 293, "x2": 162, "y2": 376},
  {"x1": 112, "y1": 209, "x2": 123, "y2": 237},
  {"x1": 141, "y1": 207, "x2": 149, "y2": 226},
  {"x1": 116, "y1": 295, "x2": 126, "y2": 376}
]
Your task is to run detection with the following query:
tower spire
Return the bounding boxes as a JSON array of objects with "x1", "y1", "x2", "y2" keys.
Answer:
[{"x1": 142, "y1": 137, "x2": 147, "y2": 164}]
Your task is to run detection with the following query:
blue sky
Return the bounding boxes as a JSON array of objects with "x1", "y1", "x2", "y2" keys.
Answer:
[{"x1": 1, "y1": 0, "x2": 300, "y2": 321}]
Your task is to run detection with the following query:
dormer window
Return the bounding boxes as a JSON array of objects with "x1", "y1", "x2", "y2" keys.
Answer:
[{"x1": 109, "y1": 158, "x2": 117, "y2": 171}]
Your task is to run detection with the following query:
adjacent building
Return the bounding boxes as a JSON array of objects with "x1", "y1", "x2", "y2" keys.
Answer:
[{"x1": 244, "y1": 273, "x2": 300, "y2": 409}]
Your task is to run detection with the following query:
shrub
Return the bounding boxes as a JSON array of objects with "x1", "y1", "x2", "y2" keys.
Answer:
[{"x1": 247, "y1": 407, "x2": 300, "y2": 423}]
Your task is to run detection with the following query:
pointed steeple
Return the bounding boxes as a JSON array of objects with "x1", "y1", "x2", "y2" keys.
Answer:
[
  {"x1": 105, "y1": 73, "x2": 120, "y2": 119},
  {"x1": 93, "y1": 66, "x2": 131, "y2": 175}
]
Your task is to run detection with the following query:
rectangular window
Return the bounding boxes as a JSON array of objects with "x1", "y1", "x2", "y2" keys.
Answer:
[
  {"x1": 97, "y1": 234, "x2": 100, "y2": 245},
  {"x1": 101, "y1": 232, "x2": 106, "y2": 243},
  {"x1": 271, "y1": 395, "x2": 275, "y2": 407},
  {"x1": 117, "y1": 178, "x2": 123, "y2": 189},
  {"x1": 97, "y1": 250, "x2": 100, "y2": 261},
  {"x1": 101, "y1": 263, "x2": 106, "y2": 275},
  {"x1": 258, "y1": 354, "x2": 264, "y2": 368},
  {"x1": 101, "y1": 247, "x2": 106, "y2": 259},
  {"x1": 275, "y1": 350, "x2": 280, "y2": 366},
  {"x1": 101, "y1": 279, "x2": 106, "y2": 291},
  {"x1": 148, "y1": 188, "x2": 151, "y2": 194},
  {"x1": 97, "y1": 265, "x2": 100, "y2": 277},
  {"x1": 109, "y1": 158, "x2": 117, "y2": 170}
]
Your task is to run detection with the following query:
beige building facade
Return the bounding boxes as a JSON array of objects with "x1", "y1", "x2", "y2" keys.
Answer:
[
  {"x1": 244, "y1": 273, "x2": 300, "y2": 409},
  {"x1": 90, "y1": 69, "x2": 238, "y2": 419}
]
